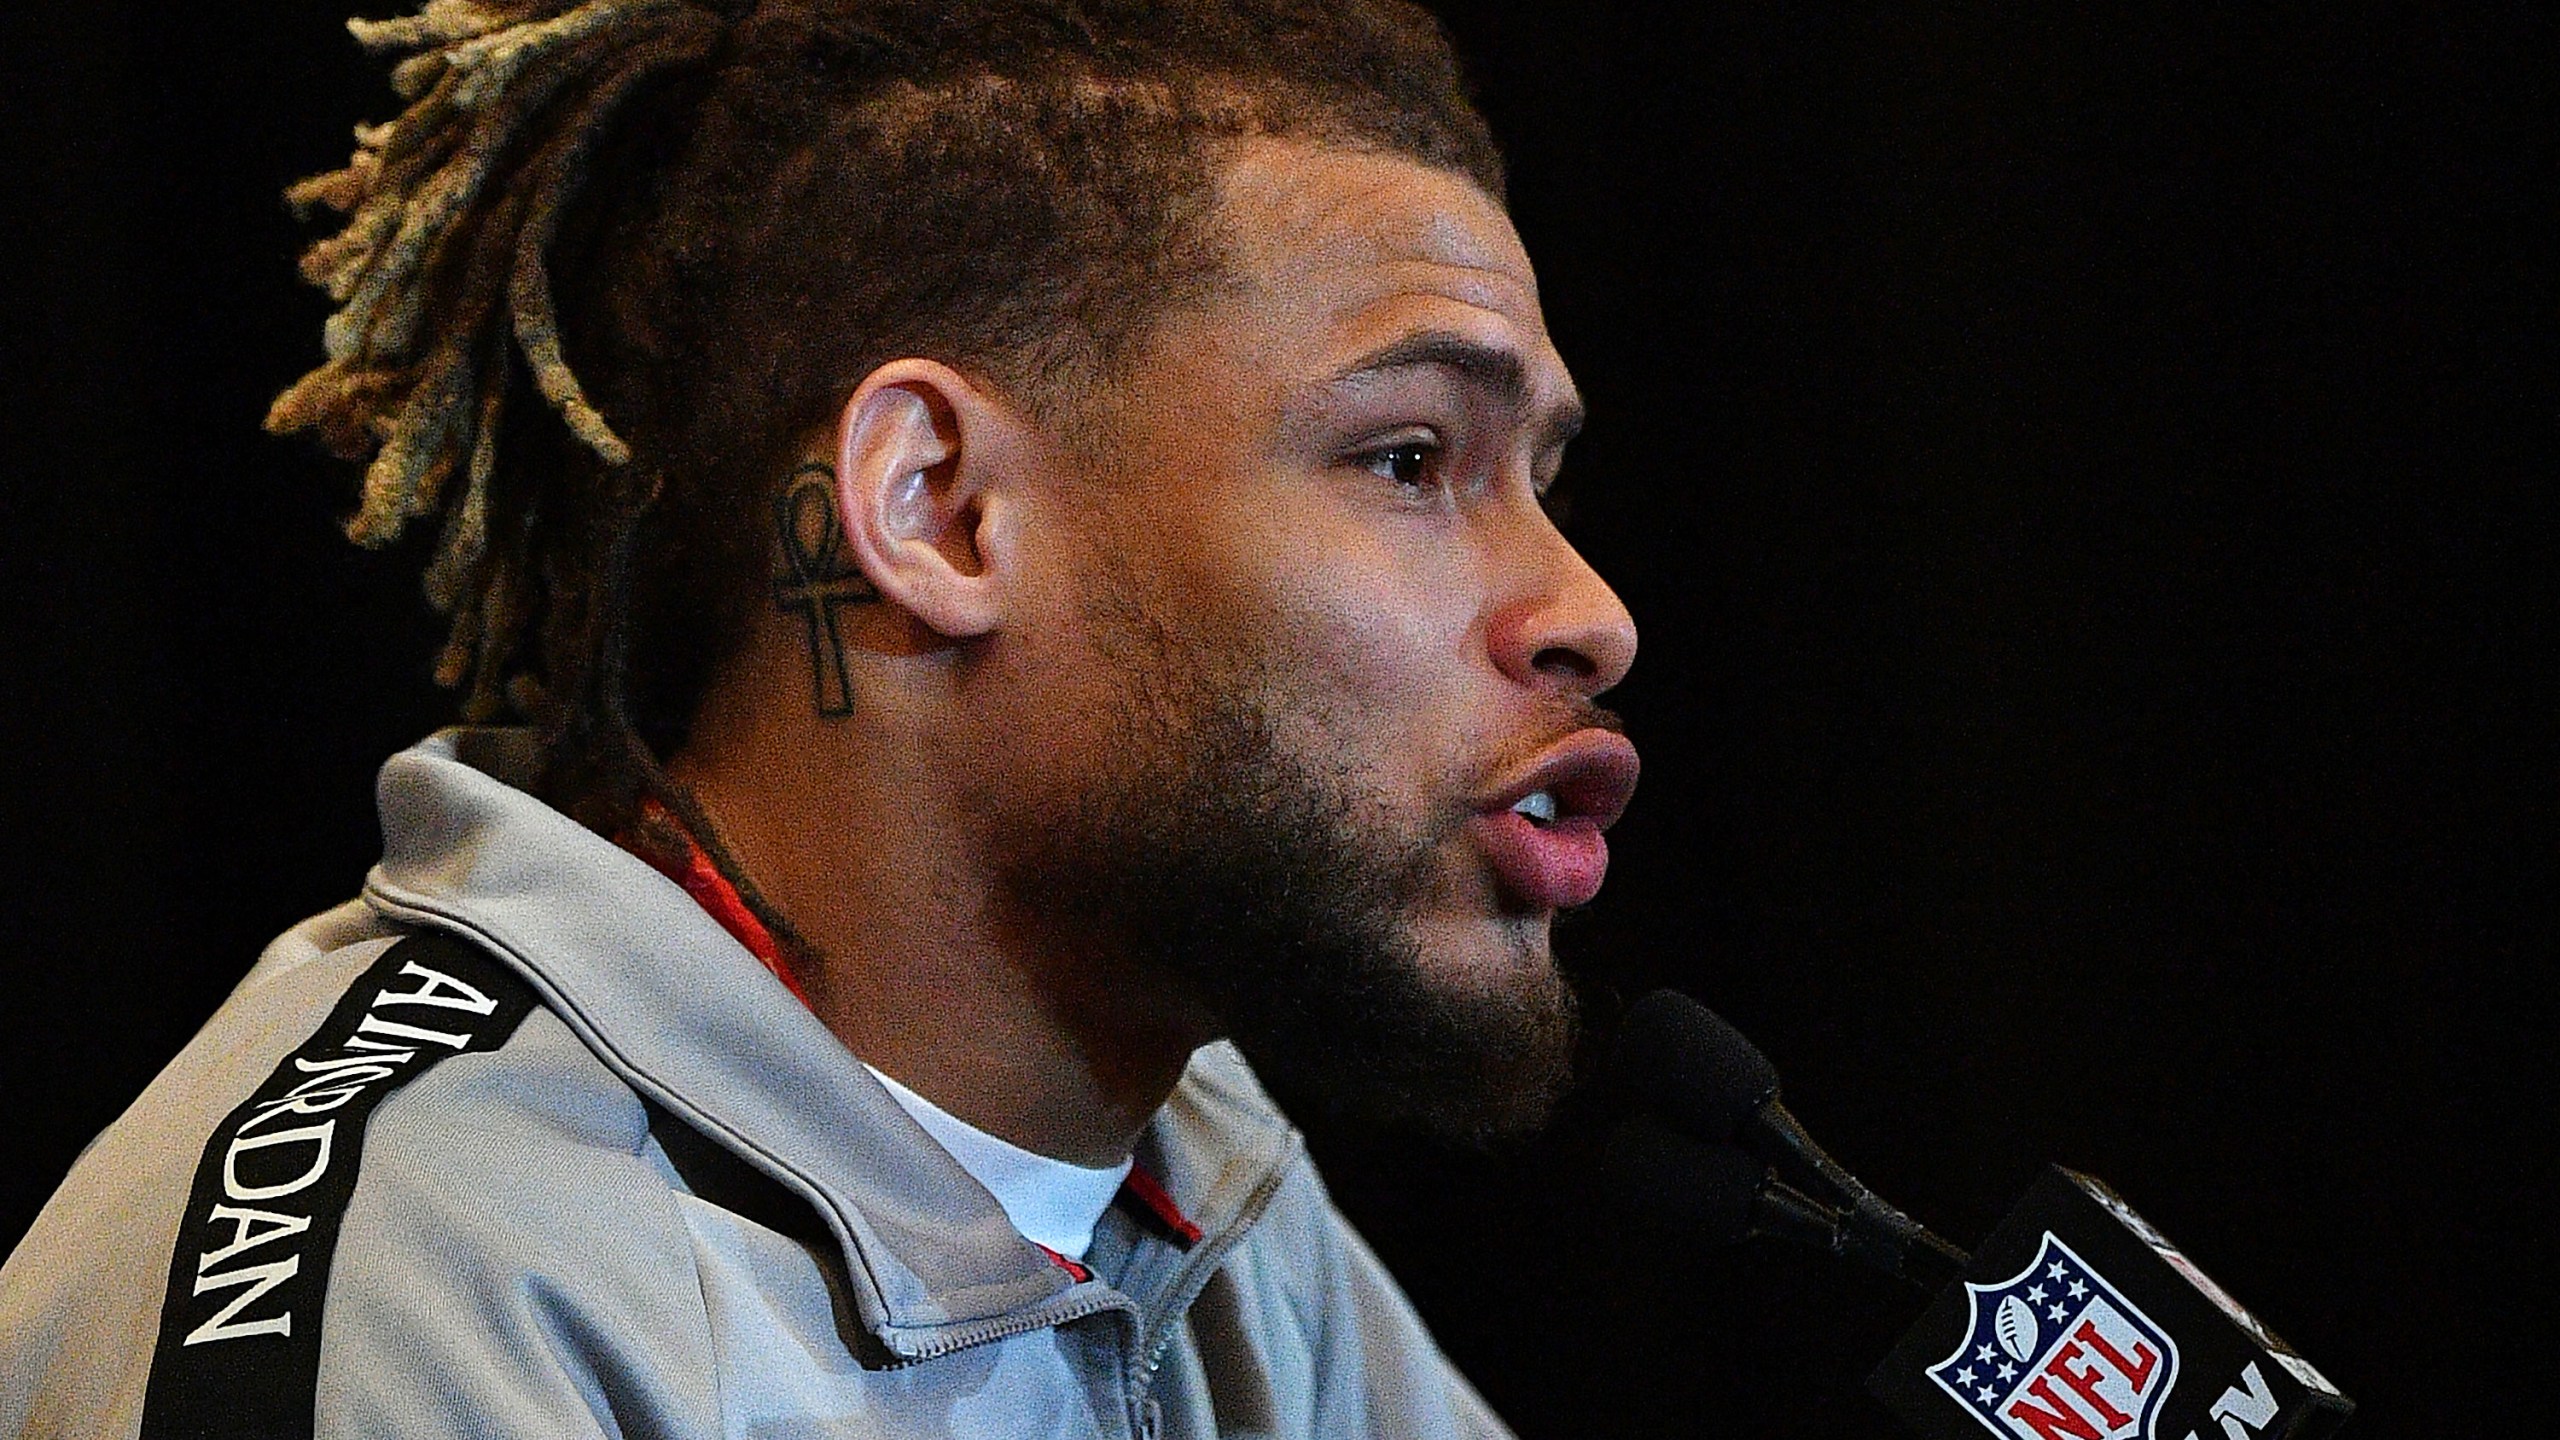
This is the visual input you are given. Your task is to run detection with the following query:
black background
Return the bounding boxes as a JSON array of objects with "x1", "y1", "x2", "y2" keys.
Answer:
[{"x1": 3, "y1": 2, "x2": 2546, "y2": 1434}]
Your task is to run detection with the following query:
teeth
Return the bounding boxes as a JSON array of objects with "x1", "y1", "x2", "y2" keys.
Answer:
[{"x1": 1512, "y1": 790, "x2": 1559, "y2": 825}]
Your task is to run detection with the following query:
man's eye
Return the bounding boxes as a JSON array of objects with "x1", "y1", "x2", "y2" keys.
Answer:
[{"x1": 1359, "y1": 439, "x2": 1440, "y2": 488}]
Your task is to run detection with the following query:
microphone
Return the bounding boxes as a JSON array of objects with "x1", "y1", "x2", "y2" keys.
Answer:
[
  {"x1": 1602, "y1": 1112, "x2": 1872, "y2": 1259},
  {"x1": 1608, "y1": 990, "x2": 1970, "y2": 1291},
  {"x1": 1603, "y1": 990, "x2": 2357, "y2": 1440}
]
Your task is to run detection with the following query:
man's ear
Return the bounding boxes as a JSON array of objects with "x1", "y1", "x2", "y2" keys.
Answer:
[{"x1": 831, "y1": 359, "x2": 1028, "y2": 640}]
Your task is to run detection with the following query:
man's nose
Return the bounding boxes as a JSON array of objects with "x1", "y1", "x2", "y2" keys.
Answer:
[{"x1": 1487, "y1": 520, "x2": 1638, "y2": 698}]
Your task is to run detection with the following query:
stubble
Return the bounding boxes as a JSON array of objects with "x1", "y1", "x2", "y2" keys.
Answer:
[{"x1": 989, "y1": 600, "x2": 1579, "y2": 1148}]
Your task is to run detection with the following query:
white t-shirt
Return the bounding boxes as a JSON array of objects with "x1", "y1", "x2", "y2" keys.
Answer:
[{"x1": 862, "y1": 1064, "x2": 1132, "y2": 1261}]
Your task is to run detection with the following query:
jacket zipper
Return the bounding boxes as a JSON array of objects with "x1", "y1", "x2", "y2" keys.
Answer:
[
  {"x1": 888, "y1": 1143, "x2": 1293, "y2": 1370},
  {"x1": 1124, "y1": 1159, "x2": 1294, "y2": 1429},
  {"x1": 880, "y1": 1288, "x2": 1137, "y2": 1363}
]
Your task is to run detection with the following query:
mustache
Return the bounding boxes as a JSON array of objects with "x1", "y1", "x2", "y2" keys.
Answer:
[
  {"x1": 1562, "y1": 700, "x2": 1627, "y2": 738},
  {"x1": 1523, "y1": 695, "x2": 1629, "y2": 749},
  {"x1": 1448, "y1": 697, "x2": 1633, "y2": 810}
]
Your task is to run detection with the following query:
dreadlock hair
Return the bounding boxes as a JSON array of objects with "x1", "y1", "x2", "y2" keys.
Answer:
[{"x1": 269, "y1": 0, "x2": 1504, "y2": 934}]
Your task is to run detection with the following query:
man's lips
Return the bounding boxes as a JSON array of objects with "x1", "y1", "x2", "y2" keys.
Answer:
[{"x1": 1469, "y1": 729, "x2": 1641, "y2": 911}]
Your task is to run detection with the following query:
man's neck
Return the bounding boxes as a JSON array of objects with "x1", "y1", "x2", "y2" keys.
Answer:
[{"x1": 667, "y1": 676, "x2": 1206, "y2": 1169}]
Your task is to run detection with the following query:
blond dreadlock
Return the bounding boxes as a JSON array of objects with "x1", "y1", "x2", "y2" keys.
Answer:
[{"x1": 266, "y1": 0, "x2": 720, "y2": 718}]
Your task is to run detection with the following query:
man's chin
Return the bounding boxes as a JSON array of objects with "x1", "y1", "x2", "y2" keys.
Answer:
[
  {"x1": 1219, "y1": 924, "x2": 1582, "y2": 1151},
  {"x1": 1408, "y1": 903, "x2": 1559, "y2": 979}
]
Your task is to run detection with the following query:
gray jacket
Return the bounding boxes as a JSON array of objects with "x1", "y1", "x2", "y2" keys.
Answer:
[{"x1": 1, "y1": 729, "x2": 1511, "y2": 1440}]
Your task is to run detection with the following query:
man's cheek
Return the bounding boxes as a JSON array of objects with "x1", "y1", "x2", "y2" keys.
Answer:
[{"x1": 1289, "y1": 571, "x2": 1478, "y2": 698}]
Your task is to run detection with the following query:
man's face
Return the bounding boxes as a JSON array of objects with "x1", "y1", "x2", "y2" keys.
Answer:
[{"x1": 981, "y1": 139, "x2": 1638, "y2": 1142}]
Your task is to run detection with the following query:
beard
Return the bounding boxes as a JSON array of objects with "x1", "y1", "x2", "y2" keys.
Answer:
[{"x1": 990, "y1": 614, "x2": 1580, "y2": 1149}]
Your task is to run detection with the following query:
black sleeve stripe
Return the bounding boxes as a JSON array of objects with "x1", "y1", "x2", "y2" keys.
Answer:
[{"x1": 139, "y1": 931, "x2": 539, "y2": 1440}]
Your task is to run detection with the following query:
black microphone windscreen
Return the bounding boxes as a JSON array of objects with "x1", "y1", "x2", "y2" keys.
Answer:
[
  {"x1": 1601, "y1": 1115, "x2": 1769, "y2": 1247},
  {"x1": 1611, "y1": 989, "x2": 1781, "y2": 1143}
]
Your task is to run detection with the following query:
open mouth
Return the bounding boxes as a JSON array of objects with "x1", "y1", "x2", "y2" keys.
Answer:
[
  {"x1": 1471, "y1": 730, "x2": 1641, "y2": 910},
  {"x1": 1512, "y1": 789, "x2": 1562, "y2": 826}
]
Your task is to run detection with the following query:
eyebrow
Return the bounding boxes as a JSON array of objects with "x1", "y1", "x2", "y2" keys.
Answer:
[{"x1": 1328, "y1": 330, "x2": 1587, "y2": 455}]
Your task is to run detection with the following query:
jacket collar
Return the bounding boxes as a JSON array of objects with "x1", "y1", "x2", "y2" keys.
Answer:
[{"x1": 361, "y1": 728, "x2": 1298, "y2": 1357}]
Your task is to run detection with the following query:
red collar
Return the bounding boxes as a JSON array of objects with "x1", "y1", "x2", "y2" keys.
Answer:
[{"x1": 625, "y1": 798, "x2": 815, "y2": 1008}]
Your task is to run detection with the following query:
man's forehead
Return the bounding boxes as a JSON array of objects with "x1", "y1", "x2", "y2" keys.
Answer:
[
  {"x1": 1226, "y1": 146, "x2": 1523, "y2": 266},
  {"x1": 1202, "y1": 139, "x2": 1572, "y2": 417}
]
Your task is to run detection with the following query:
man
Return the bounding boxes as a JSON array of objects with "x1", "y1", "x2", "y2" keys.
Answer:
[{"x1": 1, "y1": 0, "x2": 1637, "y2": 1435}]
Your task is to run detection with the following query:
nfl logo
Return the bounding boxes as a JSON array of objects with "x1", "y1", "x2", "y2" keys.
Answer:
[{"x1": 1928, "y1": 1232, "x2": 2181, "y2": 1440}]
